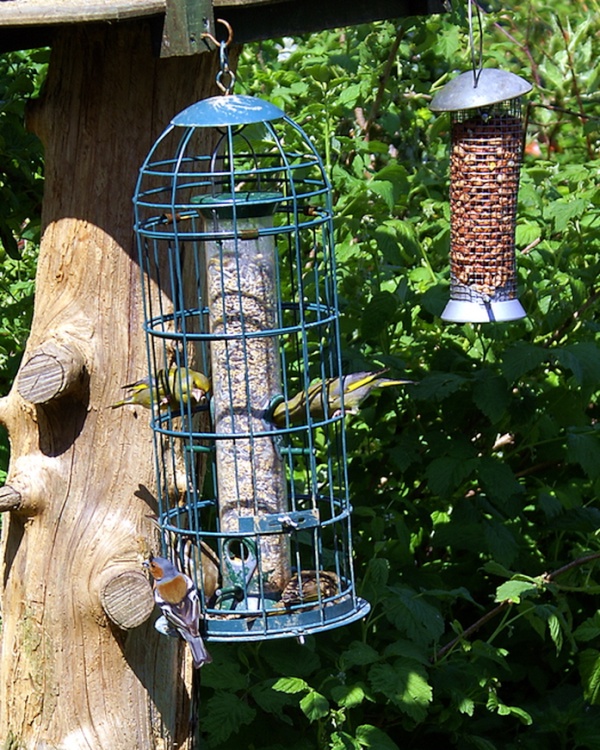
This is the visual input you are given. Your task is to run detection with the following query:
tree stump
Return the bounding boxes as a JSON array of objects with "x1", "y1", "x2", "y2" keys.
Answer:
[{"x1": 0, "y1": 21, "x2": 230, "y2": 749}]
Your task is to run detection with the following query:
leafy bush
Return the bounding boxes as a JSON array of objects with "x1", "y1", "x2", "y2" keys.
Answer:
[
  {"x1": 0, "y1": 48, "x2": 47, "y2": 482},
  {"x1": 198, "y1": 2, "x2": 600, "y2": 748}
]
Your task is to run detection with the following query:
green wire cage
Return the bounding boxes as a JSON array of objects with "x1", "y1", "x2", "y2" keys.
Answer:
[{"x1": 133, "y1": 88, "x2": 369, "y2": 643}]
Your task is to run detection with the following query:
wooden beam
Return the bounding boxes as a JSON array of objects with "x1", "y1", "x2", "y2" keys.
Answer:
[
  {"x1": 0, "y1": 0, "x2": 444, "y2": 53},
  {"x1": 218, "y1": 0, "x2": 445, "y2": 43}
]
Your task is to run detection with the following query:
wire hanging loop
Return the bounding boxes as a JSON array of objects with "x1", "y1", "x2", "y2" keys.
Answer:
[
  {"x1": 467, "y1": 0, "x2": 484, "y2": 88},
  {"x1": 202, "y1": 18, "x2": 236, "y2": 95},
  {"x1": 216, "y1": 41, "x2": 236, "y2": 94}
]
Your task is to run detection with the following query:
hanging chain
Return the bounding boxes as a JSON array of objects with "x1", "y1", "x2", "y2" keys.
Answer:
[
  {"x1": 202, "y1": 18, "x2": 236, "y2": 95},
  {"x1": 216, "y1": 41, "x2": 236, "y2": 94},
  {"x1": 467, "y1": 0, "x2": 484, "y2": 87}
]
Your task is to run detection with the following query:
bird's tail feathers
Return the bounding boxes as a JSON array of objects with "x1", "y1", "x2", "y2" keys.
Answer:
[{"x1": 181, "y1": 631, "x2": 212, "y2": 669}]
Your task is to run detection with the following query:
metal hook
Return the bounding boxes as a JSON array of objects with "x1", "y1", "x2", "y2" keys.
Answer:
[
  {"x1": 201, "y1": 17, "x2": 234, "y2": 49},
  {"x1": 215, "y1": 41, "x2": 236, "y2": 94},
  {"x1": 202, "y1": 19, "x2": 236, "y2": 94}
]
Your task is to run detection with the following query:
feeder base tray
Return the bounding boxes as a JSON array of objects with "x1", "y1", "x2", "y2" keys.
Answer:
[
  {"x1": 441, "y1": 297, "x2": 526, "y2": 323},
  {"x1": 204, "y1": 596, "x2": 371, "y2": 642}
]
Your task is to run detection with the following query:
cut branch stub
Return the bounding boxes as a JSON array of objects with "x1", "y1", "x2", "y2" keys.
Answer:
[
  {"x1": 17, "y1": 340, "x2": 88, "y2": 404},
  {"x1": 0, "y1": 485, "x2": 22, "y2": 512},
  {"x1": 100, "y1": 569, "x2": 155, "y2": 630}
]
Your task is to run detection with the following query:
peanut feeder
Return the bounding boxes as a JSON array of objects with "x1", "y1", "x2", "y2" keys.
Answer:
[{"x1": 431, "y1": 68, "x2": 532, "y2": 323}]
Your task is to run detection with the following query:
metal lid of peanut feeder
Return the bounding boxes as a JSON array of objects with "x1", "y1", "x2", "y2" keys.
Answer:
[
  {"x1": 172, "y1": 94, "x2": 285, "y2": 128},
  {"x1": 430, "y1": 68, "x2": 532, "y2": 112}
]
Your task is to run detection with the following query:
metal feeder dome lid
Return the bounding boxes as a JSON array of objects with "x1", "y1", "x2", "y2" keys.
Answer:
[
  {"x1": 430, "y1": 68, "x2": 532, "y2": 112},
  {"x1": 171, "y1": 94, "x2": 285, "y2": 128}
]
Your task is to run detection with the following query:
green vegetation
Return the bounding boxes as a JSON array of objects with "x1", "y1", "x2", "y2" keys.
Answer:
[
  {"x1": 0, "y1": 49, "x2": 47, "y2": 482},
  {"x1": 2, "y1": 0, "x2": 600, "y2": 746},
  {"x1": 202, "y1": 2, "x2": 600, "y2": 748}
]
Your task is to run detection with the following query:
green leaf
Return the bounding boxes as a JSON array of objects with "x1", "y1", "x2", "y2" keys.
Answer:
[
  {"x1": 331, "y1": 732, "x2": 362, "y2": 750},
  {"x1": 299, "y1": 689, "x2": 329, "y2": 721},
  {"x1": 202, "y1": 692, "x2": 256, "y2": 745},
  {"x1": 272, "y1": 676, "x2": 309, "y2": 694},
  {"x1": 482, "y1": 560, "x2": 515, "y2": 579},
  {"x1": 501, "y1": 343, "x2": 548, "y2": 381},
  {"x1": 426, "y1": 456, "x2": 476, "y2": 496},
  {"x1": 556, "y1": 342, "x2": 600, "y2": 387},
  {"x1": 355, "y1": 724, "x2": 400, "y2": 749},
  {"x1": 483, "y1": 520, "x2": 520, "y2": 568},
  {"x1": 201, "y1": 657, "x2": 249, "y2": 690},
  {"x1": 360, "y1": 291, "x2": 397, "y2": 338},
  {"x1": 574, "y1": 611, "x2": 600, "y2": 643},
  {"x1": 341, "y1": 640, "x2": 381, "y2": 669},
  {"x1": 472, "y1": 373, "x2": 509, "y2": 424},
  {"x1": 250, "y1": 680, "x2": 296, "y2": 721},
  {"x1": 375, "y1": 227, "x2": 402, "y2": 265},
  {"x1": 384, "y1": 586, "x2": 445, "y2": 644},
  {"x1": 580, "y1": 649, "x2": 600, "y2": 704},
  {"x1": 0, "y1": 222, "x2": 20, "y2": 260},
  {"x1": 411, "y1": 372, "x2": 467, "y2": 402},
  {"x1": 566, "y1": 428, "x2": 600, "y2": 479},
  {"x1": 478, "y1": 457, "x2": 523, "y2": 503},
  {"x1": 368, "y1": 661, "x2": 432, "y2": 722},
  {"x1": 337, "y1": 83, "x2": 362, "y2": 105},
  {"x1": 369, "y1": 180, "x2": 395, "y2": 211},
  {"x1": 548, "y1": 612, "x2": 563, "y2": 653},
  {"x1": 263, "y1": 640, "x2": 320, "y2": 676},
  {"x1": 495, "y1": 579, "x2": 538, "y2": 603},
  {"x1": 515, "y1": 221, "x2": 542, "y2": 248},
  {"x1": 384, "y1": 638, "x2": 430, "y2": 665},
  {"x1": 361, "y1": 557, "x2": 390, "y2": 599},
  {"x1": 544, "y1": 197, "x2": 587, "y2": 231},
  {"x1": 331, "y1": 683, "x2": 366, "y2": 708}
]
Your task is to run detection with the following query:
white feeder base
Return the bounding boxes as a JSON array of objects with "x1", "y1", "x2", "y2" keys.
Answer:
[{"x1": 441, "y1": 297, "x2": 526, "y2": 323}]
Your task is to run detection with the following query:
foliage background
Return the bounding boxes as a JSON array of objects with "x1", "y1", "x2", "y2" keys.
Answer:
[{"x1": 1, "y1": 0, "x2": 600, "y2": 747}]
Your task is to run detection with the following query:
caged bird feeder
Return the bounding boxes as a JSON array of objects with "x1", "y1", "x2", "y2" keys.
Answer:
[
  {"x1": 133, "y1": 32, "x2": 369, "y2": 644},
  {"x1": 430, "y1": 2, "x2": 532, "y2": 323}
]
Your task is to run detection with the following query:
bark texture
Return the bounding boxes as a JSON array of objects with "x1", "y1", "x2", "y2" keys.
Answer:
[{"x1": 0, "y1": 21, "x2": 228, "y2": 749}]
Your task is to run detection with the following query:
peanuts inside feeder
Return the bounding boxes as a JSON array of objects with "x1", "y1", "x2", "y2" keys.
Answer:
[{"x1": 431, "y1": 68, "x2": 532, "y2": 323}]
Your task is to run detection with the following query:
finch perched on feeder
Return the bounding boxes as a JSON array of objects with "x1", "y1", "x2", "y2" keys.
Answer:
[
  {"x1": 268, "y1": 370, "x2": 412, "y2": 426},
  {"x1": 110, "y1": 374, "x2": 168, "y2": 409},
  {"x1": 145, "y1": 554, "x2": 212, "y2": 669},
  {"x1": 146, "y1": 515, "x2": 220, "y2": 604},
  {"x1": 111, "y1": 367, "x2": 210, "y2": 410},
  {"x1": 166, "y1": 366, "x2": 211, "y2": 408},
  {"x1": 279, "y1": 570, "x2": 340, "y2": 608}
]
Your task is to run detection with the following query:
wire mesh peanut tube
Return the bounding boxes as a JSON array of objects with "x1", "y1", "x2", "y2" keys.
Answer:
[
  {"x1": 205, "y1": 216, "x2": 290, "y2": 599},
  {"x1": 430, "y1": 68, "x2": 532, "y2": 323},
  {"x1": 449, "y1": 104, "x2": 523, "y2": 306}
]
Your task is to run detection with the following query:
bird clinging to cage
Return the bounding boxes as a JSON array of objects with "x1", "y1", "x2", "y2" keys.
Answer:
[
  {"x1": 166, "y1": 365, "x2": 211, "y2": 408},
  {"x1": 111, "y1": 366, "x2": 210, "y2": 411},
  {"x1": 267, "y1": 370, "x2": 413, "y2": 426},
  {"x1": 145, "y1": 554, "x2": 212, "y2": 669},
  {"x1": 110, "y1": 373, "x2": 169, "y2": 409},
  {"x1": 147, "y1": 514, "x2": 221, "y2": 604},
  {"x1": 278, "y1": 570, "x2": 340, "y2": 609}
]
